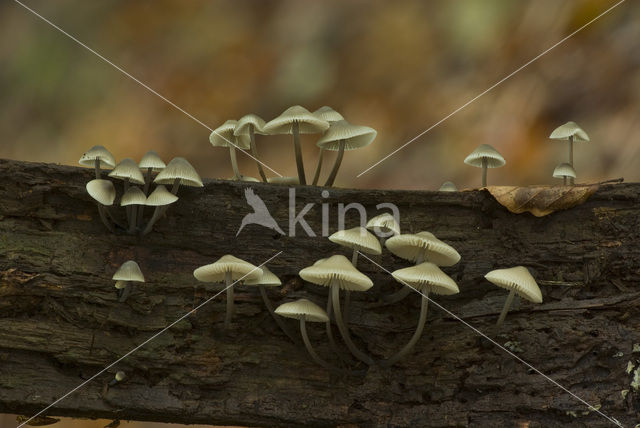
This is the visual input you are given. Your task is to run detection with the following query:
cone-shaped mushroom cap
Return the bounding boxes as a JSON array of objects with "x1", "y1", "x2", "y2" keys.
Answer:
[
  {"x1": 120, "y1": 186, "x2": 147, "y2": 206},
  {"x1": 549, "y1": 121, "x2": 590, "y2": 142},
  {"x1": 210, "y1": 120, "x2": 251, "y2": 149},
  {"x1": 234, "y1": 114, "x2": 267, "y2": 136},
  {"x1": 366, "y1": 213, "x2": 400, "y2": 236},
  {"x1": 299, "y1": 255, "x2": 373, "y2": 291},
  {"x1": 139, "y1": 150, "x2": 166, "y2": 171},
  {"x1": 79, "y1": 145, "x2": 116, "y2": 169},
  {"x1": 145, "y1": 185, "x2": 179, "y2": 206},
  {"x1": 329, "y1": 226, "x2": 382, "y2": 255},
  {"x1": 112, "y1": 260, "x2": 145, "y2": 282},
  {"x1": 193, "y1": 255, "x2": 263, "y2": 283},
  {"x1": 263, "y1": 105, "x2": 330, "y2": 135},
  {"x1": 313, "y1": 106, "x2": 344, "y2": 122},
  {"x1": 86, "y1": 179, "x2": 116, "y2": 206},
  {"x1": 275, "y1": 299, "x2": 329, "y2": 323},
  {"x1": 316, "y1": 120, "x2": 377, "y2": 151},
  {"x1": 386, "y1": 231, "x2": 461, "y2": 266},
  {"x1": 154, "y1": 157, "x2": 203, "y2": 187},
  {"x1": 484, "y1": 266, "x2": 542, "y2": 303},
  {"x1": 267, "y1": 176, "x2": 300, "y2": 185},
  {"x1": 464, "y1": 144, "x2": 506, "y2": 168},
  {"x1": 439, "y1": 181, "x2": 458, "y2": 192},
  {"x1": 553, "y1": 163, "x2": 577, "y2": 179},
  {"x1": 392, "y1": 262, "x2": 459, "y2": 295},
  {"x1": 244, "y1": 266, "x2": 282, "y2": 287},
  {"x1": 108, "y1": 158, "x2": 145, "y2": 184}
]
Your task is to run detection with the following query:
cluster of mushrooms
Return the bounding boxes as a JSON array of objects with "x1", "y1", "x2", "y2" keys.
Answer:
[
  {"x1": 192, "y1": 213, "x2": 543, "y2": 371},
  {"x1": 79, "y1": 145, "x2": 203, "y2": 235},
  {"x1": 209, "y1": 105, "x2": 377, "y2": 186}
]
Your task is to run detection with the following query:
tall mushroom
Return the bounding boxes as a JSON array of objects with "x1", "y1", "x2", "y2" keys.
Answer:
[
  {"x1": 120, "y1": 187, "x2": 146, "y2": 234},
  {"x1": 86, "y1": 179, "x2": 121, "y2": 232},
  {"x1": 193, "y1": 255, "x2": 263, "y2": 329},
  {"x1": 210, "y1": 120, "x2": 252, "y2": 181},
  {"x1": 484, "y1": 266, "x2": 542, "y2": 327},
  {"x1": 79, "y1": 145, "x2": 115, "y2": 179},
  {"x1": 311, "y1": 106, "x2": 344, "y2": 185},
  {"x1": 138, "y1": 150, "x2": 166, "y2": 226},
  {"x1": 549, "y1": 121, "x2": 589, "y2": 185},
  {"x1": 113, "y1": 260, "x2": 145, "y2": 302},
  {"x1": 464, "y1": 144, "x2": 506, "y2": 187},
  {"x1": 366, "y1": 213, "x2": 400, "y2": 245},
  {"x1": 141, "y1": 185, "x2": 178, "y2": 235},
  {"x1": 553, "y1": 163, "x2": 576, "y2": 186},
  {"x1": 108, "y1": 158, "x2": 145, "y2": 225},
  {"x1": 263, "y1": 106, "x2": 329, "y2": 185},
  {"x1": 234, "y1": 114, "x2": 268, "y2": 183}
]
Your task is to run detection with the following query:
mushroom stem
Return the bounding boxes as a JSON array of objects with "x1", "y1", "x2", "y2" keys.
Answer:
[
  {"x1": 380, "y1": 252, "x2": 424, "y2": 305},
  {"x1": 568, "y1": 136, "x2": 574, "y2": 185},
  {"x1": 138, "y1": 167, "x2": 153, "y2": 227},
  {"x1": 118, "y1": 282, "x2": 132, "y2": 302},
  {"x1": 300, "y1": 318, "x2": 363, "y2": 376},
  {"x1": 128, "y1": 205, "x2": 137, "y2": 234},
  {"x1": 259, "y1": 285, "x2": 298, "y2": 343},
  {"x1": 229, "y1": 145, "x2": 242, "y2": 180},
  {"x1": 142, "y1": 177, "x2": 180, "y2": 236},
  {"x1": 104, "y1": 206, "x2": 126, "y2": 229},
  {"x1": 496, "y1": 288, "x2": 516, "y2": 327},
  {"x1": 292, "y1": 122, "x2": 306, "y2": 185},
  {"x1": 97, "y1": 205, "x2": 115, "y2": 233},
  {"x1": 563, "y1": 176, "x2": 567, "y2": 186},
  {"x1": 93, "y1": 159, "x2": 101, "y2": 180},
  {"x1": 382, "y1": 292, "x2": 429, "y2": 367},
  {"x1": 326, "y1": 294, "x2": 353, "y2": 364},
  {"x1": 343, "y1": 249, "x2": 359, "y2": 326},
  {"x1": 332, "y1": 284, "x2": 374, "y2": 365},
  {"x1": 224, "y1": 271, "x2": 234, "y2": 329},
  {"x1": 249, "y1": 126, "x2": 267, "y2": 183},
  {"x1": 311, "y1": 148, "x2": 325, "y2": 186},
  {"x1": 481, "y1": 158, "x2": 488, "y2": 187},
  {"x1": 324, "y1": 140, "x2": 345, "y2": 187}
]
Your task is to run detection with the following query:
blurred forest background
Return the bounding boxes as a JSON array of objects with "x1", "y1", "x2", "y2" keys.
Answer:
[{"x1": 1, "y1": 0, "x2": 638, "y2": 427}]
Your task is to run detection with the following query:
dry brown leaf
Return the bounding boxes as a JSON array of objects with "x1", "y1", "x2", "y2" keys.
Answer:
[{"x1": 486, "y1": 184, "x2": 599, "y2": 216}]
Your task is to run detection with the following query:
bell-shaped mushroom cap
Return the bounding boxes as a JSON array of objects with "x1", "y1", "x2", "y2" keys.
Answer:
[
  {"x1": 79, "y1": 145, "x2": 116, "y2": 169},
  {"x1": 210, "y1": 120, "x2": 251, "y2": 149},
  {"x1": 244, "y1": 266, "x2": 282, "y2": 287},
  {"x1": 329, "y1": 226, "x2": 382, "y2": 255},
  {"x1": 386, "y1": 231, "x2": 461, "y2": 266},
  {"x1": 263, "y1": 105, "x2": 330, "y2": 135},
  {"x1": 193, "y1": 255, "x2": 263, "y2": 283},
  {"x1": 313, "y1": 106, "x2": 344, "y2": 123},
  {"x1": 154, "y1": 157, "x2": 203, "y2": 187},
  {"x1": 138, "y1": 150, "x2": 166, "y2": 171},
  {"x1": 120, "y1": 186, "x2": 147, "y2": 206},
  {"x1": 484, "y1": 266, "x2": 542, "y2": 303},
  {"x1": 439, "y1": 181, "x2": 458, "y2": 192},
  {"x1": 108, "y1": 158, "x2": 145, "y2": 184},
  {"x1": 464, "y1": 144, "x2": 506, "y2": 168},
  {"x1": 316, "y1": 120, "x2": 377, "y2": 151},
  {"x1": 275, "y1": 298, "x2": 329, "y2": 323},
  {"x1": 392, "y1": 262, "x2": 459, "y2": 295},
  {"x1": 267, "y1": 176, "x2": 300, "y2": 185},
  {"x1": 299, "y1": 255, "x2": 373, "y2": 292},
  {"x1": 145, "y1": 185, "x2": 179, "y2": 206},
  {"x1": 549, "y1": 121, "x2": 590, "y2": 142},
  {"x1": 112, "y1": 260, "x2": 145, "y2": 282},
  {"x1": 553, "y1": 163, "x2": 577, "y2": 179},
  {"x1": 234, "y1": 114, "x2": 267, "y2": 136},
  {"x1": 86, "y1": 179, "x2": 116, "y2": 206},
  {"x1": 366, "y1": 213, "x2": 400, "y2": 236}
]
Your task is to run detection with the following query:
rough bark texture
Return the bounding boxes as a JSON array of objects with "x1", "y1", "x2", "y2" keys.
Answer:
[{"x1": 0, "y1": 158, "x2": 639, "y2": 427}]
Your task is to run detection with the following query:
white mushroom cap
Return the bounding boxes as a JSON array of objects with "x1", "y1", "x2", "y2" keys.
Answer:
[
  {"x1": 234, "y1": 114, "x2": 267, "y2": 136},
  {"x1": 553, "y1": 163, "x2": 577, "y2": 179},
  {"x1": 299, "y1": 255, "x2": 373, "y2": 292},
  {"x1": 549, "y1": 121, "x2": 590, "y2": 142},
  {"x1": 86, "y1": 179, "x2": 116, "y2": 206},
  {"x1": 145, "y1": 185, "x2": 179, "y2": 206},
  {"x1": 484, "y1": 266, "x2": 543, "y2": 303},
  {"x1": 244, "y1": 266, "x2": 282, "y2": 287},
  {"x1": 120, "y1": 186, "x2": 147, "y2": 206},
  {"x1": 464, "y1": 144, "x2": 506, "y2": 168},
  {"x1": 366, "y1": 213, "x2": 400, "y2": 236},
  {"x1": 316, "y1": 120, "x2": 377, "y2": 151},
  {"x1": 210, "y1": 120, "x2": 251, "y2": 149},
  {"x1": 193, "y1": 255, "x2": 263, "y2": 283},
  {"x1": 112, "y1": 260, "x2": 145, "y2": 282},
  {"x1": 275, "y1": 298, "x2": 329, "y2": 323},
  {"x1": 79, "y1": 145, "x2": 116, "y2": 169},
  {"x1": 385, "y1": 231, "x2": 461, "y2": 266},
  {"x1": 154, "y1": 157, "x2": 203, "y2": 188},
  {"x1": 114, "y1": 371, "x2": 127, "y2": 382},
  {"x1": 329, "y1": 226, "x2": 382, "y2": 255},
  {"x1": 108, "y1": 158, "x2": 145, "y2": 185},
  {"x1": 391, "y1": 262, "x2": 459, "y2": 295},
  {"x1": 263, "y1": 105, "x2": 330, "y2": 135},
  {"x1": 438, "y1": 181, "x2": 458, "y2": 192},
  {"x1": 313, "y1": 106, "x2": 344, "y2": 123},
  {"x1": 267, "y1": 176, "x2": 300, "y2": 185},
  {"x1": 138, "y1": 150, "x2": 166, "y2": 171}
]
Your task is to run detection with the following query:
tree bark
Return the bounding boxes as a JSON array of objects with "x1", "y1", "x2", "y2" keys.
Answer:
[{"x1": 0, "y1": 158, "x2": 638, "y2": 427}]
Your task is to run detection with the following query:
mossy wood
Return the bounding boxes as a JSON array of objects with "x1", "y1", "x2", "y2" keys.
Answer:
[{"x1": 0, "y1": 159, "x2": 638, "y2": 427}]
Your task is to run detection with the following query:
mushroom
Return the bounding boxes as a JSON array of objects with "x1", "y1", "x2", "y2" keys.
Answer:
[
  {"x1": 438, "y1": 181, "x2": 458, "y2": 192},
  {"x1": 553, "y1": 163, "x2": 576, "y2": 185},
  {"x1": 108, "y1": 370, "x2": 127, "y2": 386},
  {"x1": 86, "y1": 179, "x2": 121, "y2": 232},
  {"x1": 112, "y1": 260, "x2": 145, "y2": 302},
  {"x1": 484, "y1": 266, "x2": 542, "y2": 326},
  {"x1": 210, "y1": 120, "x2": 253, "y2": 181},
  {"x1": 108, "y1": 158, "x2": 145, "y2": 224},
  {"x1": 299, "y1": 255, "x2": 374, "y2": 365},
  {"x1": 366, "y1": 213, "x2": 400, "y2": 245},
  {"x1": 263, "y1": 106, "x2": 330, "y2": 185},
  {"x1": 549, "y1": 121, "x2": 589, "y2": 185},
  {"x1": 120, "y1": 187, "x2": 146, "y2": 234},
  {"x1": 79, "y1": 145, "x2": 115, "y2": 179},
  {"x1": 137, "y1": 150, "x2": 166, "y2": 225},
  {"x1": 311, "y1": 106, "x2": 345, "y2": 185},
  {"x1": 463, "y1": 144, "x2": 506, "y2": 187},
  {"x1": 193, "y1": 255, "x2": 263, "y2": 329},
  {"x1": 141, "y1": 185, "x2": 179, "y2": 235},
  {"x1": 234, "y1": 114, "x2": 268, "y2": 182},
  {"x1": 316, "y1": 120, "x2": 377, "y2": 187},
  {"x1": 382, "y1": 262, "x2": 459, "y2": 366}
]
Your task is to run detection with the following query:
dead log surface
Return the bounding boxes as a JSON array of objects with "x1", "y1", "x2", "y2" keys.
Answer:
[{"x1": 0, "y1": 158, "x2": 638, "y2": 427}]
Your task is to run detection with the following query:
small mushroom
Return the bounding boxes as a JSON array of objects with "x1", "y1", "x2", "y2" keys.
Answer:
[
  {"x1": 550, "y1": 121, "x2": 589, "y2": 185},
  {"x1": 79, "y1": 145, "x2": 115, "y2": 179},
  {"x1": 484, "y1": 266, "x2": 542, "y2": 327},
  {"x1": 141, "y1": 185, "x2": 179, "y2": 235},
  {"x1": 235, "y1": 114, "x2": 269, "y2": 182},
  {"x1": 311, "y1": 106, "x2": 345, "y2": 185},
  {"x1": 464, "y1": 144, "x2": 506, "y2": 187},
  {"x1": 112, "y1": 260, "x2": 145, "y2": 302},
  {"x1": 210, "y1": 120, "x2": 252, "y2": 181},
  {"x1": 553, "y1": 163, "x2": 576, "y2": 186},
  {"x1": 108, "y1": 370, "x2": 127, "y2": 386},
  {"x1": 108, "y1": 158, "x2": 145, "y2": 225},
  {"x1": 86, "y1": 179, "x2": 120, "y2": 232},
  {"x1": 193, "y1": 255, "x2": 263, "y2": 329},
  {"x1": 120, "y1": 187, "x2": 146, "y2": 234},
  {"x1": 438, "y1": 181, "x2": 458, "y2": 192},
  {"x1": 366, "y1": 213, "x2": 400, "y2": 245},
  {"x1": 138, "y1": 150, "x2": 166, "y2": 225}
]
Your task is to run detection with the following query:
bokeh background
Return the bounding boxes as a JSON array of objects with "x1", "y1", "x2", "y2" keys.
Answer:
[{"x1": 1, "y1": 0, "x2": 638, "y2": 427}]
